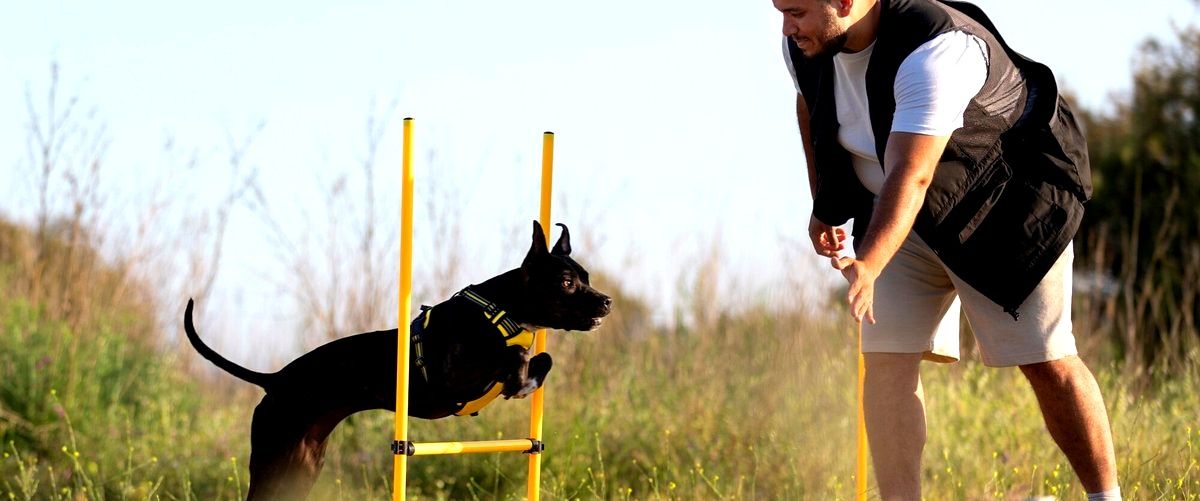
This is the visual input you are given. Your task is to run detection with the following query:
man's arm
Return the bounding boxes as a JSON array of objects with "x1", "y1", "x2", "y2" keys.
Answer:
[
  {"x1": 796, "y1": 95, "x2": 818, "y2": 200},
  {"x1": 830, "y1": 31, "x2": 986, "y2": 322},
  {"x1": 797, "y1": 94, "x2": 847, "y2": 256},
  {"x1": 832, "y1": 132, "x2": 950, "y2": 322}
]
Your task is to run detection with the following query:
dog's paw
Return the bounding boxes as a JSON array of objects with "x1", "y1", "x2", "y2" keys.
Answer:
[
  {"x1": 529, "y1": 352, "x2": 552, "y2": 378},
  {"x1": 505, "y1": 379, "x2": 541, "y2": 400},
  {"x1": 501, "y1": 353, "x2": 553, "y2": 400},
  {"x1": 507, "y1": 354, "x2": 552, "y2": 399}
]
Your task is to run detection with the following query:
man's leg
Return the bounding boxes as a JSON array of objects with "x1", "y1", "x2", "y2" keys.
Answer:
[
  {"x1": 1019, "y1": 355, "x2": 1119, "y2": 493},
  {"x1": 864, "y1": 352, "x2": 926, "y2": 500},
  {"x1": 859, "y1": 233, "x2": 962, "y2": 499}
]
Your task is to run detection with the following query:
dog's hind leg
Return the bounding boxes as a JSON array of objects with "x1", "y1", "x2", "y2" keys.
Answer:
[{"x1": 246, "y1": 395, "x2": 337, "y2": 500}]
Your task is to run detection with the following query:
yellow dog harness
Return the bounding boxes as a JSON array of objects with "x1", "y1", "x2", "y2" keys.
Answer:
[{"x1": 411, "y1": 288, "x2": 533, "y2": 417}]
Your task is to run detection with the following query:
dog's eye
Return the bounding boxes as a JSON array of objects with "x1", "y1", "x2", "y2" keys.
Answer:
[{"x1": 561, "y1": 279, "x2": 573, "y2": 290}]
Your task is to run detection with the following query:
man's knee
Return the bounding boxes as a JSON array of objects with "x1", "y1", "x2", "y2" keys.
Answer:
[
  {"x1": 1019, "y1": 354, "x2": 1085, "y2": 386},
  {"x1": 1019, "y1": 357, "x2": 1067, "y2": 377}
]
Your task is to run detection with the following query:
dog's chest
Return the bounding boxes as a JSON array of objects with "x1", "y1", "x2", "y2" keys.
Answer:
[{"x1": 410, "y1": 298, "x2": 532, "y2": 411}]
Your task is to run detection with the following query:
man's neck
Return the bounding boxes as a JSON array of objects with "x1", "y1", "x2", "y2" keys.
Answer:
[{"x1": 842, "y1": 0, "x2": 882, "y2": 53}]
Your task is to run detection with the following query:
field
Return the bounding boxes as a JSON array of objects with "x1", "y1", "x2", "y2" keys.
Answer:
[{"x1": 2, "y1": 238, "x2": 1198, "y2": 499}]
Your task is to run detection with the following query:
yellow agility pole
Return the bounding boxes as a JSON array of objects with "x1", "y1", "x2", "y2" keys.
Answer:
[
  {"x1": 391, "y1": 125, "x2": 552, "y2": 500},
  {"x1": 856, "y1": 321, "x2": 868, "y2": 501},
  {"x1": 411, "y1": 439, "x2": 541, "y2": 456},
  {"x1": 393, "y1": 117, "x2": 415, "y2": 500},
  {"x1": 528, "y1": 131, "x2": 554, "y2": 501}
]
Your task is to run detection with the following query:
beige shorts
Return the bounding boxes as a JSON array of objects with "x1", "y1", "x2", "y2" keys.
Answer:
[{"x1": 861, "y1": 231, "x2": 1078, "y2": 367}]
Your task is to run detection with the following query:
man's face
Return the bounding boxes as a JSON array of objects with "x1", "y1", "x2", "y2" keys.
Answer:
[{"x1": 774, "y1": 0, "x2": 849, "y2": 58}]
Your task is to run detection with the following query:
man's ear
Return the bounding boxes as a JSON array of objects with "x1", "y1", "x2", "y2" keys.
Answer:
[
  {"x1": 524, "y1": 221, "x2": 549, "y2": 266},
  {"x1": 834, "y1": 0, "x2": 853, "y2": 17},
  {"x1": 551, "y1": 223, "x2": 571, "y2": 256}
]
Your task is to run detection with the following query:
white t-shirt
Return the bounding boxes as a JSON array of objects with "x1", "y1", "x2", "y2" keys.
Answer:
[{"x1": 785, "y1": 31, "x2": 989, "y2": 195}]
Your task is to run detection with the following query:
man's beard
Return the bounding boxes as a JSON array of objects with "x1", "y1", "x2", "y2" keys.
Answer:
[{"x1": 795, "y1": 31, "x2": 849, "y2": 59}]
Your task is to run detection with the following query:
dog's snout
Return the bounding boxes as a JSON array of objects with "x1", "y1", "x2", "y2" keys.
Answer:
[{"x1": 598, "y1": 295, "x2": 613, "y2": 315}]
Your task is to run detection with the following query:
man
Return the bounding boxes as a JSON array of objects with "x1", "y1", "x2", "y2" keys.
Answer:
[{"x1": 774, "y1": 0, "x2": 1120, "y2": 499}]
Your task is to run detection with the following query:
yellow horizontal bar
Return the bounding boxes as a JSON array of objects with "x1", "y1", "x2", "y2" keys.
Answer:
[{"x1": 410, "y1": 439, "x2": 537, "y2": 456}]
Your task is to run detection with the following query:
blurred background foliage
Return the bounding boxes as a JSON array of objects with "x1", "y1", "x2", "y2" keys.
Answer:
[{"x1": 1077, "y1": 25, "x2": 1200, "y2": 372}]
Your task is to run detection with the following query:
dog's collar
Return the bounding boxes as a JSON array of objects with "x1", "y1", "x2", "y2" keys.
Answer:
[{"x1": 455, "y1": 287, "x2": 533, "y2": 348}]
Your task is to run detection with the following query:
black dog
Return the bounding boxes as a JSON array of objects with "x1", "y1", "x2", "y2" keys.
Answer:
[{"x1": 183, "y1": 222, "x2": 610, "y2": 500}]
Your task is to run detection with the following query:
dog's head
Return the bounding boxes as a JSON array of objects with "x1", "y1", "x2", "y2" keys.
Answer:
[{"x1": 519, "y1": 221, "x2": 611, "y2": 331}]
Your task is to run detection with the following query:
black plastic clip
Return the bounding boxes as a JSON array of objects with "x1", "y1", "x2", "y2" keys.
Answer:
[
  {"x1": 525, "y1": 440, "x2": 545, "y2": 454},
  {"x1": 391, "y1": 440, "x2": 414, "y2": 456}
]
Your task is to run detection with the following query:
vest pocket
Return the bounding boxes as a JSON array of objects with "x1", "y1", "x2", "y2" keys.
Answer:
[
  {"x1": 955, "y1": 158, "x2": 1012, "y2": 243},
  {"x1": 924, "y1": 150, "x2": 1011, "y2": 243},
  {"x1": 959, "y1": 171, "x2": 1068, "y2": 266}
]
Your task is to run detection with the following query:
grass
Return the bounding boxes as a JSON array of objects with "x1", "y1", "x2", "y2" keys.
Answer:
[
  {"x1": 2, "y1": 199, "x2": 1199, "y2": 499},
  {"x1": 304, "y1": 307, "x2": 1200, "y2": 500},
  {"x1": 4, "y1": 272, "x2": 1198, "y2": 499},
  {"x1": 0, "y1": 298, "x2": 253, "y2": 500}
]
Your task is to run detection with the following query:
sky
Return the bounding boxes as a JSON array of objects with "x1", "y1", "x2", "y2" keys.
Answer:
[{"x1": 2, "y1": 0, "x2": 1197, "y2": 363}]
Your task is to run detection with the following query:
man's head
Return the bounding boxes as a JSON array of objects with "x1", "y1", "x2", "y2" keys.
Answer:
[{"x1": 773, "y1": 0, "x2": 878, "y2": 58}]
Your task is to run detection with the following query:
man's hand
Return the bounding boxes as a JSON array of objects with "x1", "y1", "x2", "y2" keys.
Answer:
[
  {"x1": 831, "y1": 256, "x2": 878, "y2": 324},
  {"x1": 809, "y1": 215, "x2": 847, "y2": 257},
  {"x1": 823, "y1": 132, "x2": 949, "y2": 325}
]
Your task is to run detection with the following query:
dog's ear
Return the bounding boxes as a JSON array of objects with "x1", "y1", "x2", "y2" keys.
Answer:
[
  {"x1": 525, "y1": 221, "x2": 549, "y2": 265},
  {"x1": 551, "y1": 223, "x2": 571, "y2": 256}
]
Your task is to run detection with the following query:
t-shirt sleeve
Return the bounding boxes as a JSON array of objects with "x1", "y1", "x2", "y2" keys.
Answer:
[
  {"x1": 783, "y1": 37, "x2": 803, "y2": 95},
  {"x1": 891, "y1": 31, "x2": 989, "y2": 136}
]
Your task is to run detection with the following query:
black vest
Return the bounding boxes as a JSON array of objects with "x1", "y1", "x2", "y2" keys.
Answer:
[{"x1": 787, "y1": 0, "x2": 1092, "y2": 318}]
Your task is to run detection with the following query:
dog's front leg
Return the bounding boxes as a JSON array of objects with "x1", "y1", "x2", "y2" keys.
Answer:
[{"x1": 501, "y1": 347, "x2": 553, "y2": 399}]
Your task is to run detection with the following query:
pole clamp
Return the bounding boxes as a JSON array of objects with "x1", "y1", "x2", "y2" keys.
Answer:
[
  {"x1": 391, "y1": 440, "x2": 415, "y2": 456},
  {"x1": 525, "y1": 440, "x2": 545, "y2": 454}
]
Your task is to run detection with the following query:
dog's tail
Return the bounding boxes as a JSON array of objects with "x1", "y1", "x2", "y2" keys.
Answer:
[{"x1": 184, "y1": 298, "x2": 274, "y2": 389}]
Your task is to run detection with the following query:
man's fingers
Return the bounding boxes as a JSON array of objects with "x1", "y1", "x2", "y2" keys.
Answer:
[
  {"x1": 848, "y1": 283, "x2": 873, "y2": 324},
  {"x1": 850, "y1": 288, "x2": 865, "y2": 318},
  {"x1": 853, "y1": 298, "x2": 871, "y2": 323},
  {"x1": 826, "y1": 252, "x2": 874, "y2": 323},
  {"x1": 811, "y1": 229, "x2": 839, "y2": 257},
  {"x1": 814, "y1": 241, "x2": 836, "y2": 257},
  {"x1": 824, "y1": 228, "x2": 847, "y2": 251},
  {"x1": 811, "y1": 224, "x2": 847, "y2": 256},
  {"x1": 833, "y1": 227, "x2": 848, "y2": 245},
  {"x1": 810, "y1": 238, "x2": 826, "y2": 256}
]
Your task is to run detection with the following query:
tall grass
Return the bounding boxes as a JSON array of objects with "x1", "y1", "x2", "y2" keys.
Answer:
[
  {"x1": 302, "y1": 271, "x2": 1200, "y2": 500},
  {"x1": 4, "y1": 225, "x2": 1198, "y2": 499},
  {"x1": 0, "y1": 220, "x2": 257, "y2": 500}
]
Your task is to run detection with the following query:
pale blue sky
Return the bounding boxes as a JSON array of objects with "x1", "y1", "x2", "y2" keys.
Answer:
[{"x1": 2, "y1": 1, "x2": 1196, "y2": 360}]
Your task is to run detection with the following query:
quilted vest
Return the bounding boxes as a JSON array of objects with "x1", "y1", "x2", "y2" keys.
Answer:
[{"x1": 786, "y1": 0, "x2": 1091, "y2": 317}]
